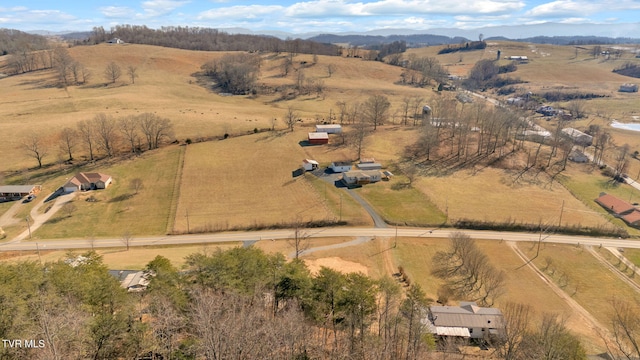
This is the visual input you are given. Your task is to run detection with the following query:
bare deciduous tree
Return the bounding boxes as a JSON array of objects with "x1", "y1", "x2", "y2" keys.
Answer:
[
  {"x1": 61, "y1": 202, "x2": 77, "y2": 218},
  {"x1": 93, "y1": 113, "x2": 119, "y2": 157},
  {"x1": 104, "y1": 61, "x2": 122, "y2": 84},
  {"x1": 121, "y1": 231, "x2": 132, "y2": 251},
  {"x1": 58, "y1": 127, "x2": 77, "y2": 161},
  {"x1": 127, "y1": 65, "x2": 138, "y2": 84},
  {"x1": 283, "y1": 106, "x2": 299, "y2": 132},
  {"x1": 607, "y1": 298, "x2": 640, "y2": 359},
  {"x1": 118, "y1": 116, "x2": 141, "y2": 153},
  {"x1": 496, "y1": 302, "x2": 532, "y2": 359},
  {"x1": 138, "y1": 113, "x2": 174, "y2": 150},
  {"x1": 22, "y1": 133, "x2": 49, "y2": 168},
  {"x1": 53, "y1": 46, "x2": 73, "y2": 87},
  {"x1": 288, "y1": 217, "x2": 310, "y2": 259},
  {"x1": 77, "y1": 119, "x2": 96, "y2": 161},
  {"x1": 363, "y1": 94, "x2": 391, "y2": 130},
  {"x1": 348, "y1": 117, "x2": 372, "y2": 160}
]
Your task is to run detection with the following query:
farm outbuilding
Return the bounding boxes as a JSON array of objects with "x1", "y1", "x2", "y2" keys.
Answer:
[
  {"x1": 63, "y1": 172, "x2": 112, "y2": 193},
  {"x1": 0, "y1": 185, "x2": 41, "y2": 202},
  {"x1": 561, "y1": 128, "x2": 593, "y2": 147},
  {"x1": 302, "y1": 159, "x2": 319, "y2": 171},
  {"x1": 308, "y1": 132, "x2": 329, "y2": 145},
  {"x1": 596, "y1": 193, "x2": 640, "y2": 228},
  {"x1": 427, "y1": 302, "x2": 504, "y2": 340},
  {"x1": 342, "y1": 170, "x2": 382, "y2": 185},
  {"x1": 330, "y1": 161, "x2": 352, "y2": 173},
  {"x1": 356, "y1": 162, "x2": 382, "y2": 170},
  {"x1": 619, "y1": 83, "x2": 638, "y2": 93},
  {"x1": 315, "y1": 124, "x2": 342, "y2": 134}
]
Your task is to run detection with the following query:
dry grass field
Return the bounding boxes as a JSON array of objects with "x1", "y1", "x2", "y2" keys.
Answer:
[
  {"x1": 518, "y1": 241, "x2": 640, "y2": 338},
  {"x1": 415, "y1": 167, "x2": 611, "y2": 228},
  {"x1": 173, "y1": 130, "x2": 336, "y2": 232},
  {"x1": 32, "y1": 146, "x2": 182, "y2": 239}
]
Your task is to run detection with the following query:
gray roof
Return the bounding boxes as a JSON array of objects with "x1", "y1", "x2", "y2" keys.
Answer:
[
  {"x1": 332, "y1": 161, "x2": 352, "y2": 167},
  {"x1": 356, "y1": 163, "x2": 382, "y2": 170},
  {"x1": 0, "y1": 185, "x2": 39, "y2": 194},
  {"x1": 430, "y1": 302, "x2": 504, "y2": 329}
]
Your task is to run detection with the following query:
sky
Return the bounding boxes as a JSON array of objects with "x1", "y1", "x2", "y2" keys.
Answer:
[{"x1": 1, "y1": 0, "x2": 639, "y2": 35}]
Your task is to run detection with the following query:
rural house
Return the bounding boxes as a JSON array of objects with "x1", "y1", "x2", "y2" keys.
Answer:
[
  {"x1": 595, "y1": 193, "x2": 640, "y2": 227},
  {"x1": 427, "y1": 302, "x2": 504, "y2": 340},
  {"x1": 63, "y1": 172, "x2": 113, "y2": 193},
  {"x1": 107, "y1": 38, "x2": 125, "y2": 44},
  {"x1": 308, "y1": 132, "x2": 329, "y2": 145},
  {"x1": 302, "y1": 159, "x2": 319, "y2": 171},
  {"x1": 342, "y1": 170, "x2": 382, "y2": 185},
  {"x1": 330, "y1": 161, "x2": 352, "y2": 173},
  {"x1": 0, "y1": 185, "x2": 41, "y2": 202},
  {"x1": 315, "y1": 124, "x2": 342, "y2": 134}
]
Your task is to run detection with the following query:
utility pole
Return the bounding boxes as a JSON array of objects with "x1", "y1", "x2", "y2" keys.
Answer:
[
  {"x1": 339, "y1": 194, "x2": 343, "y2": 222},
  {"x1": 35, "y1": 242, "x2": 41, "y2": 264},
  {"x1": 25, "y1": 217, "x2": 32, "y2": 240},
  {"x1": 186, "y1": 209, "x2": 190, "y2": 234},
  {"x1": 394, "y1": 225, "x2": 398, "y2": 248},
  {"x1": 558, "y1": 200, "x2": 565, "y2": 228}
]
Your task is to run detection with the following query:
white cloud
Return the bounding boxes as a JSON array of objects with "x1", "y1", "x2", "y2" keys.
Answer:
[
  {"x1": 198, "y1": 5, "x2": 283, "y2": 21},
  {"x1": 285, "y1": 0, "x2": 525, "y2": 18},
  {"x1": 99, "y1": 6, "x2": 134, "y2": 18},
  {"x1": 141, "y1": 0, "x2": 190, "y2": 18},
  {"x1": 526, "y1": 0, "x2": 640, "y2": 18}
]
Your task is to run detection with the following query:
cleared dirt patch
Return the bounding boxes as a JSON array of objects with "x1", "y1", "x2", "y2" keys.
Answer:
[{"x1": 305, "y1": 257, "x2": 369, "y2": 275}]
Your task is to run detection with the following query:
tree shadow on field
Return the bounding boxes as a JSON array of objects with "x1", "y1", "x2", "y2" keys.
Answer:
[
  {"x1": 17, "y1": 77, "x2": 59, "y2": 90},
  {"x1": 254, "y1": 131, "x2": 287, "y2": 142},
  {"x1": 109, "y1": 193, "x2": 134, "y2": 203}
]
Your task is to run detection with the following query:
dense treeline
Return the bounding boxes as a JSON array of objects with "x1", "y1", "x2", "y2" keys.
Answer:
[
  {"x1": 0, "y1": 28, "x2": 49, "y2": 56},
  {"x1": 437, "y1": 40, "x2": 487, "y2": 54},
  {"x1": 367, "y1": 40, "x2": 407, "y2": 60},
  {"x1": 0, "y1": 248, "x2": 435, "y2": 359},
  {"x1": 613, "y1": 62, "x2": 640, "y2": 79},
  {"x1": 82, "y1": 25, "x2": 340, "y2": 55},
  {"x1": 308, "y1": 34, "x2": 469, "y2": 47}
]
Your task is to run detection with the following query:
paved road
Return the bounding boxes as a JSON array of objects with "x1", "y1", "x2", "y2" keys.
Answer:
[
  {"x1": 311, "y1": 168, "x2": 388, "y2": 228},
  {"x1": 2, "y1": 227, "x2": 638, "y2": 252}
]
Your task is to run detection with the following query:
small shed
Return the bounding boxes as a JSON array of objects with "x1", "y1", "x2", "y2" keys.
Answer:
[
  {"x1": 302, "y1": 159, "x2": 319, "y2": 171},
  {"x1": 315, "y1": 124, "x2": 342, "y2": 134},
  {"x1": 308, "y1": 132, "x2": 329, "y2": 145},
  {"x1": 331, "y1": 161, "x2": 352, "y2": 173},
  {"x1": 342, "y1": 170, "x2": 382, "y2": 185},
  {"x1": 619, "y1": 84, "x2": 639, "y2": 93}
]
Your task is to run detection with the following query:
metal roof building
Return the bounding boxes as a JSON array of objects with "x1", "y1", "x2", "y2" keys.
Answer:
[{"x1": 428, "y1": 302, "x2": 504, "y2": 339}]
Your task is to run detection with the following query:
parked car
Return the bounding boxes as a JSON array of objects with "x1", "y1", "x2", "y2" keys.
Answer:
[{"x1": 23, "y1": 194, "x2": 36, "y2": 203}]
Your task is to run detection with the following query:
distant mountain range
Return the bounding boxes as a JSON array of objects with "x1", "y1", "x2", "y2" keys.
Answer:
[{"x1": 43, "y1": 21, "x2": 640, "y2": 46}]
